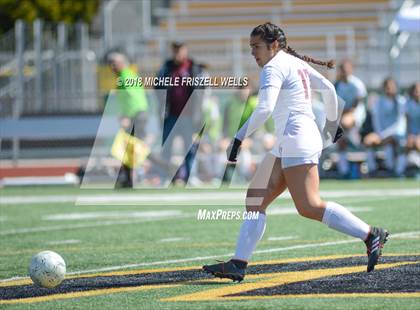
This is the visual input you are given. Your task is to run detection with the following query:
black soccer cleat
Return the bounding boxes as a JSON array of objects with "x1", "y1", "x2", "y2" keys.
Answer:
[
  {"x1": 365, "y1": 227, "x2": 389, "y2": 272},
  {"x1": 202, "y1": 260, "x2": 246, "y2": 282}
]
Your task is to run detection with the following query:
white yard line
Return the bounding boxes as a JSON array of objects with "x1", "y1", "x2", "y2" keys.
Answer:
[
  {"x1": 1, "y1": 195, "x2": 76, "y2": 204},
  {"x1": 268, "y1": 236, "x2": 297, "y2": 241},
  {"x1": 267, "y1": 207, "x2": 371, "y2": 216},
  {"x1": 1, "y1": 189, "x2": 418, "y2": 205},
  {"x1": 159, "y1": 237, "x2": 189, "y2": 243},
  {"x1": 62, "y1": 230, "x2": 420, "y2": 274},
  {"x1": 0, "y1": 215, "x2": 192, "y2": 236},
  {"x1": 43, "y1": 210, "x2": 183, "y2": 221},
  {"x1": 0, "y1": 276, "x2": 27, "y2": 283},
  {"x1": 46, "y1": 239, "x2": 81, "y2": 245},
  {"x1": 1, "y1": 230, "x2": 417, "y2": 282},
  {"x1": 0, "y1": 207, "x2": 372, "y2": 236}
]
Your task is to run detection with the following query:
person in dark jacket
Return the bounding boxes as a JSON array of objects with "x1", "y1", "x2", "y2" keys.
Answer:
[{"x1": 156, "y1": 42, "x2": 203, "y2": 184}]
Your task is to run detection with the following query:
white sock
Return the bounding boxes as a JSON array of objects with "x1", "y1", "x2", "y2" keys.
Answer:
[
  {"x1": 384, "y1": 144, "x2": 394, "y2": 170},
  {"x1": 233, "y1": 213, "x2": 266, "y2": 262},
  {"x1": 322, "y1": 201, "x2": 370, "y2": 240},
  {"x1": 338, "y1": 152, "x2": 349, "y2": 175},
  {"x1": 366, "y1": 149, "x2": 377, "y2": 172}
]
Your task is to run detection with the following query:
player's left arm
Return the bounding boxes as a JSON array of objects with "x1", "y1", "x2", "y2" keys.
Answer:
[
  {"x1": 307, "y1": 65, "x2": 338, "y2": 121},
  {"x1": 307, "y1": 65, "x2": 343, "y2": 143}
]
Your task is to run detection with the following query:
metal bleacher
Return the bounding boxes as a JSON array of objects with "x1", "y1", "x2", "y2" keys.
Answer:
[
  {"x1": 142, "y1": 0, "x2": 407, "y2": 86},
  {"x1": 1, "y1": 0, "x2": 417, "y2": 164}
]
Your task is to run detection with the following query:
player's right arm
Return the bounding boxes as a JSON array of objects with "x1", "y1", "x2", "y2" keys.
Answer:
[
  {"x1": 235, "y1": 85, "x2": 280, "y2": 141},
  {"x1": 227, "y1": 66, "x2": 283, "y2": 162},
  {"x1": 236, "y1": 65, "x2": 284, "y2": 140}
]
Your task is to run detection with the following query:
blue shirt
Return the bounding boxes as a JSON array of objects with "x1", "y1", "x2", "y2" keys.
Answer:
[
  {"x1": 335, "y1": 75, "x2": 367, "y2": 111},
  {"x1": 371, "y1": 94, "x2": 406, "y2": 138},
  {"x1": 406, "y1": 98, "x2": 420, "y2": 135}
]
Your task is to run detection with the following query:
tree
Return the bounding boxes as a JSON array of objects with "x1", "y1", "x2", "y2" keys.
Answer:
[{"x1": 0, "y1": 0, "x2": 100, "y2": 34}]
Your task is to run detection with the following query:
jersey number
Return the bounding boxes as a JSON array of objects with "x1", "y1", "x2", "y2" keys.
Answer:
[{"x1": 298, "y1": 69, "x2": 310, "y2": 100}]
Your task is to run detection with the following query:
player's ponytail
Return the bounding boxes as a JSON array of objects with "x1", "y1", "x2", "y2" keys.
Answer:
[
  {"x1": 251, "y1": 22, "x2": 335, "y2": 69},
  {"x1": 285, "y1": 46, "x2": 335, "y2": 69}
]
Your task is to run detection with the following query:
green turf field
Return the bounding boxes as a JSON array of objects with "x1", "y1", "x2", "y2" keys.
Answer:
[{"x1": 1, "y1": 179, "x2": 419, "y2": 309}]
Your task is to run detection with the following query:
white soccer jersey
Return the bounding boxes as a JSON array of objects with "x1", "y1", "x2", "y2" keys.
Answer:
[{"x1": 236, "y1": 50, "x2": 338, "y2": 158}]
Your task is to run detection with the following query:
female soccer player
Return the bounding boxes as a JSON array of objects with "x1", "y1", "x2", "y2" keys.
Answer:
[{"x1": 203, "y1": 22, "x2": 388, "y2": 282}]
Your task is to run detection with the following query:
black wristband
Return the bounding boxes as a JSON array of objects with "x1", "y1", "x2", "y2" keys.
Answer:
[
  {"x1": 324, "y1": 120, "x2": 344, "y2": 144},
  {"x1": 333, "y1": 125, "x2": 344, "y2": 143},
  {"x1": 227, "y1": 138, "x2": 242, "y2": 162}
]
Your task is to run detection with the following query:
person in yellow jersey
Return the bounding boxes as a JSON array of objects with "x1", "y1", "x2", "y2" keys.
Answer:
[{"x1": 108, "y1": 52, "x2": 149, "y2": 188}]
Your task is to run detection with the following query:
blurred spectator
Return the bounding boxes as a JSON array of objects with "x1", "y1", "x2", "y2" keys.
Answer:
[
  {"x1": 217, "y1": 137, "x2": 254, "y2": 183},
  {"x1": 194, "y1": 141, "x2": 216, "y2": 183},
  {"x1": 236, "y1": 138, "x2": 254, "y2": 181},
  {"x1": 156, "y1": 41, "x2": 203, "y2": 184},
  {"x1": 221, "y1": 86, "x2": 258, "y2": 183},
  {"x1": 201, "y1": 72, "x2": 222, "y2": 145},
  {"x1": 334, "y1": 59, "x2": 367, "y2": 178},
  {"x1": 363, "y1": 78, "x2": 406, "y2": 176},
  {"x1": 223, "y1": 86, "x2": 255, "y2": 138},
  {"x1": 406, "y1": 82, "x2": 420, "y2": 152},
  {"x1": 215, "y1": 138, "x2": 231, "y2": 179},
  {"x1": 107, "y1": 52, "x2": 149, "y2": 188}
]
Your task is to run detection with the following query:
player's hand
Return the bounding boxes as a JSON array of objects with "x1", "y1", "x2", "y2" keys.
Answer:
[
  {"x1": 226, "y1": 138, "x2": 242, "y2": 163},
  {"x1": 323, "y1": 120, "x2": 344, "y2": 143}
]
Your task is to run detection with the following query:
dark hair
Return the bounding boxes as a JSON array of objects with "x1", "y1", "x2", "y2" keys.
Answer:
[
  {"x1": 408, "y1": 82, "x2": 419, "y2": 99},
  {"x1": 251, "y1": 22, "x2": 335, "y2": 69},
  {"x1": 172, "y1": 41, "x2": 186, "y2": 49},
  {"x1": 383, "y1": 77, "x2": 396, "y2": 89}
]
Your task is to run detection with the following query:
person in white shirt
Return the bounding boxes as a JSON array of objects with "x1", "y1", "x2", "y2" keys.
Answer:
[
  {"x1": 334, "y1": 60, "x2": 367, "y2": 178},
  {"x1": 203, "y1": 22, "x2": 388, "y2": 282}
]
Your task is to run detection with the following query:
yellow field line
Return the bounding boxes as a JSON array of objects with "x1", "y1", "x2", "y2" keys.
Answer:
[
  {"x1": 1, "y1": 259, "x2": 418, "y2": 304},
  {"x1": 224, "y1": 292, "x2": 420, "y2": 301},
  {"x1": 162, "y1": 261, "x2": 419, "y2": 301},
  {"x1": 2, "y1": 254, "x2": 353, "y2": 287},
  {"x1": 1, "y1": 253, "x2": 418, "y2": 288},
  {"x1": 0, "y1": 284, "x2": 178, "y2": 305}
]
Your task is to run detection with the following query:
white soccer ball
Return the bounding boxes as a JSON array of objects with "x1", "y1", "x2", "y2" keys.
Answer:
[{"x1": 29, "y1": 251, "x2": 66, "y2": 288}]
